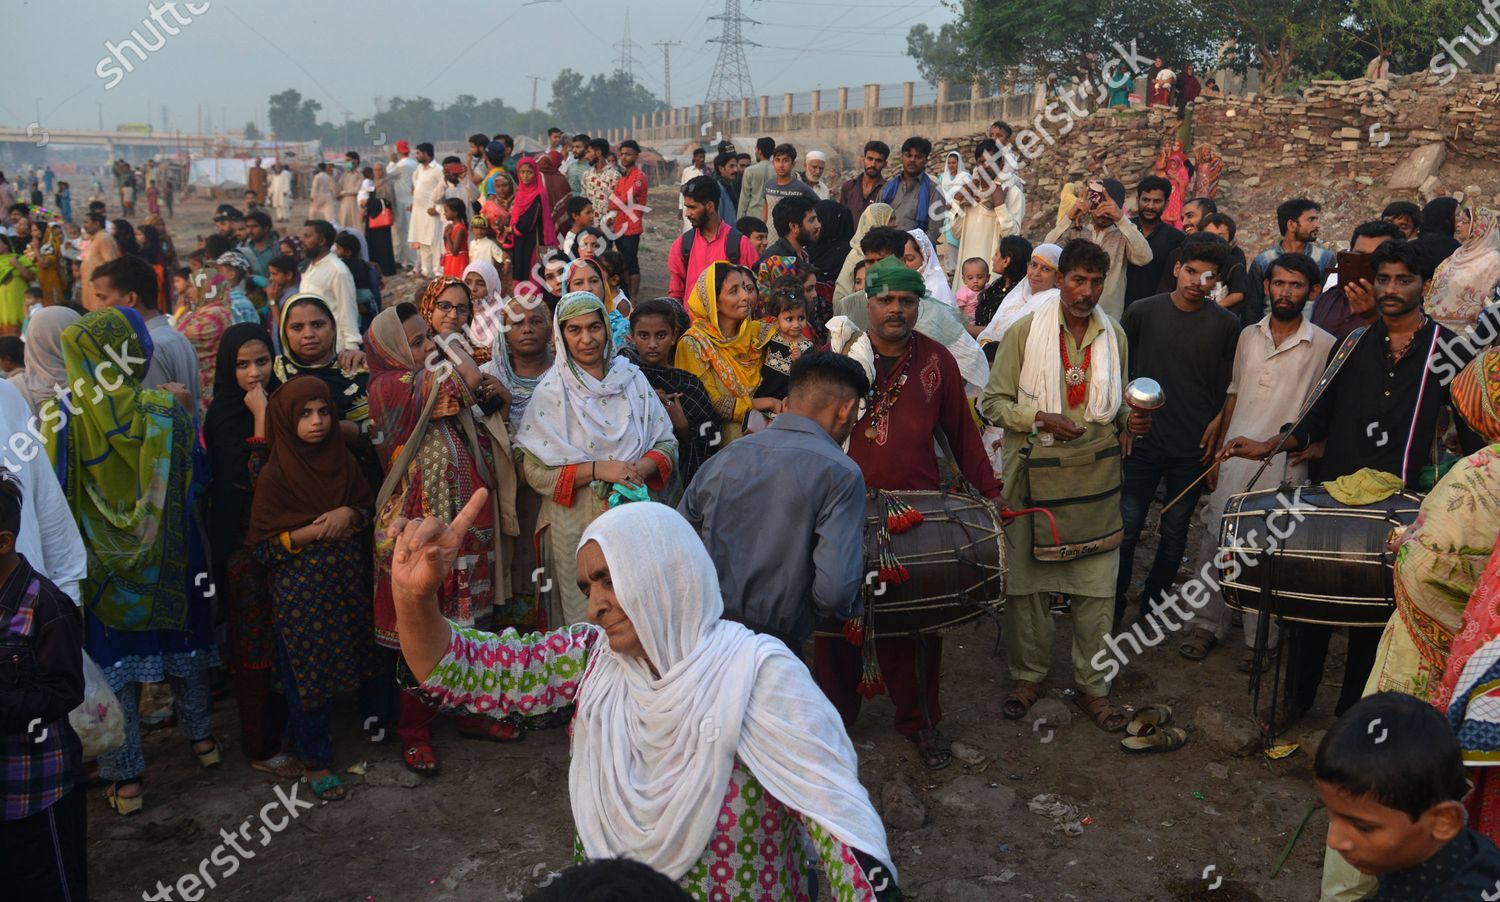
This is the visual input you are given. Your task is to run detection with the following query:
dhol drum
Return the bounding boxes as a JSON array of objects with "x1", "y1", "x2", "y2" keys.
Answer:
[
  {"x1": 1218, "y1": 485, "x2": 1422, "y2": 627},
  {"x1": 818, "y1": 489, "x2": 1006, "y2": 639}
]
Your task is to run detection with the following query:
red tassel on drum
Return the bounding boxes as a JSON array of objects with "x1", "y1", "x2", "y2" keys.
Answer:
[
  {"x1": 857, "y1": 660, "x2": 886, "y2": 698},
  {"x1": 884, "y1": 496, "x2": 924, "y2": 534},
  {"x1": 842, "y1": 618, "x2": 865, "y2": 647}
]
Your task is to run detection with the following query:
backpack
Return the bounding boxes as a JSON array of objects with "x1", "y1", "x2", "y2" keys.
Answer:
[{"x1": 678, "y1": 226, "x2": 743, "y2": 275}]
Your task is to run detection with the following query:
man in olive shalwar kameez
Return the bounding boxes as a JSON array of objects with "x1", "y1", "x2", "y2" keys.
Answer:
[{"x1": 979, "y1": 239, "x2": 1150, "y2": 732}]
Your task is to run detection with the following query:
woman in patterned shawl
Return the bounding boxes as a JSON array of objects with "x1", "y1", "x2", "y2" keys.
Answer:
[
  {"x1": 43, "y1": 307, "x2": 217, "y2": 815},
  {"x1": 674, "y1": 261, "x2": 774, "y2": 446},
  {"x1": 366, "y1": 289, "x2": 521, "y2": 773}
]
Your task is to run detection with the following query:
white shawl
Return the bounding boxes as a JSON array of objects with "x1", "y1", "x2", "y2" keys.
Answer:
[
  {"x1": 570, "y1": 503, "x2": 893, "y2": 881},
  {"x1": 908, "y1": 229, "x2": 958, "y2": 306},
  {"x1": 979, "y1": 285, "x2": 1060, "y2": 347},
  {"x1": 1018, "y1": 296, "x2": 1122, "y2": 424},
  {"x1": 514, "y1": 292, "x2": 674, "y2": 467}
]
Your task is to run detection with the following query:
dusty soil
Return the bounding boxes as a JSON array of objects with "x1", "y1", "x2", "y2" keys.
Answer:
[{"x1": 85, "y1": 193, "x2": 1347, "y2": 901}]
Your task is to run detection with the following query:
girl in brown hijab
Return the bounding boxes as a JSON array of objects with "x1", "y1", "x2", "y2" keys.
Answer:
[{"x1": 248, "y1": 376, "x2": 384, "y2": 800}]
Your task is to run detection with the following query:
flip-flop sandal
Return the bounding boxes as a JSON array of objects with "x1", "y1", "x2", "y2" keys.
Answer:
[
  {"x1": 1126, "y1": 704, "x2": 1173, "y2": 737},
  {"x1": 105, "y1": 779, "x2": 144, "y2": 816},
  {"x1": 305, "y1": 773, "x2": 348, "y2": 801},
  {"x1": 1178, "y1": 627, "x2": 1217, "y2": 661},
  {"x1": 1002, "y1": 680, "x2": 1042, "y2": 720},
  {"x1": 910, "y1": 728, "x2": 954, "y2": 770},
  {"x1": 251, "y1": 753, "x2": 303, "y2": 779},
  {"x1": 458, "y1": 718, "x2": 526, "y2": 743},
  {"x1": 1120, "y1": 725, "x2": 1188, "y2": 754},
  {"x1": 402, "y1": 744, "x2": 440, "y2": 775},
  {"x1": 1075, "y1": 693, "x2": 1130, "y2": 733}
]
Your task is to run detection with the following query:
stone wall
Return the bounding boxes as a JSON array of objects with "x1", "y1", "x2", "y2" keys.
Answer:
[{"x1": 924, "y1": 72, "x2": 1500, "y2": 234}]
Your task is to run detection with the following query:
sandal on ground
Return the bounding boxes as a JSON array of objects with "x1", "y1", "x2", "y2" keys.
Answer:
[
  {"x1": 192, "y1": 736, "x2": 222, "y2": 769},
  {"x1": 250, "y1": 752, "x2": 302, "y2": 779},
  {"x1": 1239, "y1": 651, "x2": 1266, "y2": 675},
  {"x1": 458, "y1": 718, "x2": 525, "y2": 743},
  {"x1": 1258, "y1": 702, "x2": 1306, "y2": 739},
  {"x1": 303, "y1": 771, "x2": 347, "y2": 801},
  {"x1": 910, "y1": 728, "x2": 954, "y2": 770},
  {"x1": 402, "y1": 744, "x2": 440, "y2": 775},
  {"x1": 1076, "y1": 693, "x2": 1129, "y2": 732},
  {"x1": 1120, "y1": 725, "x2": 1188, "y2": 754},
  {"x1": 105, "y1": 779, "x2": 144, "y2": 816},
  {"x1": 1178, "y1": 627, "x2": 1217, "y2": 662},
  {"x1": 1001, "y1": 680, "x2": 1042, "y2": 720},
  {"x1": 1126, "y1": 704, "x2": 1173, "y2": 737}
]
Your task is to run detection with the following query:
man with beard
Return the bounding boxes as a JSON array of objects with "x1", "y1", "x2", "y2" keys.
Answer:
[
  {"x1": 1045, "y1": 177, "x2": 1152, "y2": 320},
  {"x1": 668, "y1": 176, "x2": 759, "y2": 301},
  {"x1": 1123, "y1": 175, "x2": 1185, "y2": 309},
  {"x1": 298, "y1": 219, "x2": 362, "y2": 359},
  {"x1": 736, "y1": 137, "x2": 776, "y2": 227},
  {"x1": 801, "y1": 150, "x2": 831, "y2": 200},
  {"x1": 1223, "y1": 240, "x2": 1482, "y2": 735},
  {"x1": 1117, "y1": 234, "x2": 1238, "y2": 634},
  {"x1": 1308, "y1": 220, "x2": 1403, "y2": 340},
  {"x1": 980, "y1": 239, "x2": 1149, "y2": 731},
  {"x1": 819, "y1": 257, "x2": 1000, "y2": 769},
  {"x1": 763, "y1": 195, "x2": 821, "y2": 266},
  {"x1": 407, "y1": 143, "x2": 445, "y2": 277},
  {"x1": 882, "y1": 137, "x2": 941, "y2": 246},
  {"x1": 839, "y1": 140, "x2": 889, "y2": 221},
  {"x1": 710, "y1": 151, "x2": 740, "y2": 224},
  {"x1": 1247, "y1": 198, "x2": 1336, "y2": 321},
  {"x1": 564, "y1": 133, "x2": 590, "y2": 196},
  {"x1": 679, "y1": 147, "x2": 708, "y2": 231},
  {"x1": 1181, "y1": 252, "x2": 1335, "y2": 669}
]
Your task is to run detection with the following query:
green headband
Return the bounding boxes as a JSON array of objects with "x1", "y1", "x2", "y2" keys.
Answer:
[{"x1": 864, "y1": 257, "x2": 925, "y2": 297}]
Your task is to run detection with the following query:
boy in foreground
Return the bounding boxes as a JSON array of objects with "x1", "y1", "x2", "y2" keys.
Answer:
[{"x1": 1316, "y1": 691, "x2": 1500, "y2": 899}]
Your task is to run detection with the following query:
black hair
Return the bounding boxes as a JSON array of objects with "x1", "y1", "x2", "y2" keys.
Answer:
[
  {"x1": 772, "y1": 195, "x2": 817, "y2": 239},
  {"x1": 441, "y1": 155, "x2": 463, "y2": 167},
  {"x1": 712, "y1": 262, "x2": 754, "y2": 298},
  {"x1": 304, "y1": 219, "x2": 337, "y2": 249},
  {"x1": 268, "y1": 254, "x2": 298, "y2": 276},
  {"x1": 772, "y1": 143, "x2": 797, "y2": 160},
  {"x1": 1421, "y1": 197, "x2": 1459, "y2": 237},
  {"x1": 415, "y1": 142, "x2": 435, "y2": 156},
  {"x1": 851, "y1": 259, "x2": 869, "y2": 278},
  {"x1": 468, "y1": 133, "x2": 490, "y2": 148},
  {"x1": 0, "y1": 336, "x2": 24, "y2": 367},
  {"x1": 998, "y1": 235, "x2": 1032, "y2": 285},
  {"x1": 682, "y1": 175, "x2": 720, "y2": 207},
  {"x1": 1057, "y1": 238, "x2": 1111, "y2": 276},
  {"x1": 547, "y1": 127, "x2": 562, "y2": 136},
  {"x1": 246, "y1": 210, "x2": 272, "y2": 229},
  {"x1": 0, "y1": 471, "x2": 21, "y2": 537},
  {"x1": 1265, "y1": 251, "x2": 1322, "y2": 290},
  {"x1": 712, "y1": 151, "x2": 737, "y2": 176},
  {"x1": 526, "y1": 858, "x2": 693, "y2": 902},
  {"x1": 900, "y1": 136, "x2": 932, "y2": 156},
  {"x1": 755, "y1": 136, "x2": 776, "y2": 158},
  {"x1": 1200, "y1": 211, "x2": 1237, "y2": 241},
  {"x1": 862, "y1": 140, "x2": 890, "y2": 160},
  {"x1": 333, "y1": 232, "x2": 363, "y2": 255},
  {"x1": 1276, "y1": 198, "x2": 1321, "y2": 236},
  {"x1": 586, "y1": 137, "x2": 610, "y2": 155},
  {"x1": 572, "y1": 133, "x2": 591, "y2": 144},
  {"x1": 735, "y1": 216, "x2": 767, "y2": 236},
  {"x1": 87, "y1": 211, "x2": 107, "y2": 227},
  {"x1": 1315, "y1": 692, "x2": 1469, "y2": 821},
  {"x1": 495, "y1": 134, "x2": 513, "y2": 150},
  {"x1": 737, "y1": 152, "x2": 752, "y2": 164},
  {"x1": 443, "y1": 197, "x2": 468, "y2": 218},
  {"x1": 619, "y1": 139, "x2": 640, "y2": 153},
  {"x1": 1137, "y1": 175, "x2": 1173, "y2": 200},
  {"x1": 789, "y1": 351, "x2": 870, "y2": 404},
  {"x1": 1382, "y1": 200, "x2": 1422, "y2": 221},
  {"x1": 1177, "y1": 232, "x2": 1231, "y2": 273},
  {"x1": 171, "y1": 266, "x2": 193, "y2": 281},
  {"x1": 961, "y1": 256, "x2": 989, "y2": 272},
  {"x1": 94, "y1": 254, "x2": 159, "y2": 310},
  {"x1": 629, "y1": 297, "x2": 682, "y2": 330},
  {"x1": 768, "y1": 274, "x2": 808, "y2": 316},
  {"x1": 860, "y1": 225, "x2": 909, "y2": 258},
  {"x1": 345, "y1": 151, "x2": 360, "y2": 164},
  {"x1": 395, "y1": 302, "x2": 421, "y2": 323},
  {"x1": 577, "y1": 226, "x2": 611, "y2": 252},
  {"x1": 691, "y1": 146, "x2": 706, "y2": 156},
  {"x1": 974, "y1": 139, "x2": 1000, "y2": 167},
  {"x1": 565, "y1": 195, "x2": 594, "y2": 218},
  {"x1": 1371, "y1": 239, "x2": 1434, "y2": 282},
  {"x1": 1185, "y1": 197, "x2": 1218, "y2": 216},
  {"x1": 203, "y1": 233, "x2": 237, "y2": 259},
  {"x1": 596, "y1": 249, "x2": 625, "y2": 283},
  {"x1": 1100, "y1": 178, "x2": 1126, "y2": 208},
  {"x1": 990, "y1": 120, "x2": 1013, "y2": 138},
  {"x1": 113, "y1": 221, "x2": 139, "y2": 257},
  {"x1": 1350, "y1": 218, "x2": 1405, "y2": 247}
]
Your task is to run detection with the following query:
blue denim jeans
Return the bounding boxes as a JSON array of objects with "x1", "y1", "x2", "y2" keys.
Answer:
[{"x1": 1115, "y1": 448, "x2": 1210, "y2": 622}]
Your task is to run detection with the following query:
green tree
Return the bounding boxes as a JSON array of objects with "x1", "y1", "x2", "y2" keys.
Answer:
[
  {"x1": 243, "y1": 121, "x2": 262, "y2": 141},
  {"x1": 548, "y1": 69, "x2": 663, "y2": 130},
  {"x1": 267, "y1": 89, "x2": 321, "y2": 141}
]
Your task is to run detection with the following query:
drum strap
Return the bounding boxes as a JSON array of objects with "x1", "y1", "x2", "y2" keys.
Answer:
[{"x1": 1245, "y1": 325, "x2": 1369, "y2": 491}]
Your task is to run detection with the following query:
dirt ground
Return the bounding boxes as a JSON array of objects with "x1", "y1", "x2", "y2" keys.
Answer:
[{"x1": 83, "y1": 193, "x2": 1348, "y2": 902}]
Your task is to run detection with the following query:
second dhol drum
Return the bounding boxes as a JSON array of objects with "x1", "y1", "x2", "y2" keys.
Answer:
[{"x1": 1218, "y1": 485, "x2": 1422, "y2": 627}]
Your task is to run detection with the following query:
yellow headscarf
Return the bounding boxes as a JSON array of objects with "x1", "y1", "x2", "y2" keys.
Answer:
[{"x1": 676, "y1": 261, "x2": 772, "y2": 402}]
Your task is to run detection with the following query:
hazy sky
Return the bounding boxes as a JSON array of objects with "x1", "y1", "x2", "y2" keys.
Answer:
[{"x1": 11, "y1": 0, "x2": 947, "y2": 133}]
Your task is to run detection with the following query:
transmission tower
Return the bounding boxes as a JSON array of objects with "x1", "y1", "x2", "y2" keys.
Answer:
[
  {"x1": 613, "y1": 10, "x2": 641, "y2": 83},
  {"x1": 654, "y1": 41, "x2": 682, "y2": 106},
  {"x1": 704, "y1": 0, "x2": 758, "y2": 104}
]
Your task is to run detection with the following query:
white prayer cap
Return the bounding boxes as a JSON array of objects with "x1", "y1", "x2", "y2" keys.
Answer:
[{"x1": 806, "y1": 150, "x2": 827, "y2": 163}]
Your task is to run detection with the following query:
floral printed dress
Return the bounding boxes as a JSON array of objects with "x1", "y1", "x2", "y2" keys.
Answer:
[{"x1": 419, "y1": 624, "x2": 900, "y2": 901}]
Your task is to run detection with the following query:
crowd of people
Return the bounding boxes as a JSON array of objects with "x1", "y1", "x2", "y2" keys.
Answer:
[{"x1": 4, "y1": 108, "x2": 1500, "y2": 900}]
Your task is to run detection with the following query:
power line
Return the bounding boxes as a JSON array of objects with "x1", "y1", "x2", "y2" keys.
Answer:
[
  {"x1": 614, "y1": 9, "x2": 641, "y2": 81},
  {"x1": 706, "y1": 0, "x2": 759, "y2": 104},
  {"x1": 654, "y1": 41, "x2": 682, "y2": 107},
  {"x1": 526, "y1": 75, "x2": 545, "y2": 112}
]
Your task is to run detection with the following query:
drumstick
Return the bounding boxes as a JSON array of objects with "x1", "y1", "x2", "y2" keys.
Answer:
[{"x1": 1159, "y1": 459, "x2": 1223, "y2": 515}]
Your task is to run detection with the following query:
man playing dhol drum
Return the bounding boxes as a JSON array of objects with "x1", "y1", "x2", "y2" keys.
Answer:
[
  {"x1": 1222, "y1": 239, "x2": 1484, "y2": 736},
  {"x1": 819, "y1": 256, "x2": 1001, "y2": 769},
  {"x1": 979, "y1": 239, "x2": 1151, "y2": 733}
]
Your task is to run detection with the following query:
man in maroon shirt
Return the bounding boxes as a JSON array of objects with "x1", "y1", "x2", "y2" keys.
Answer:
[{"x1": 816, "y1": 257, "x2": 1001, "y2": 769}]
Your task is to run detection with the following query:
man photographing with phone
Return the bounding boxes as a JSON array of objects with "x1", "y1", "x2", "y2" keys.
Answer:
[
  {"x1": 1308, "y1": 220, "x2": 1404, "y2": 340},
  {"x1": 1044, "y1": 177, "x2": 1152, "y2": 320}
]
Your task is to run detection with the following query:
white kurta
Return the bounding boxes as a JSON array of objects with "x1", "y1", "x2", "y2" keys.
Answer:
[
  {"x1": 408, "y1": 161, "x2": 445, "y2": 248},
  {"x1": 300, "y1": 253, "x2": 362, "y2": 351},
  {"x1": 309, "y1": 171, "x2": 336, "y2": 219},
  {"x1": 269, "y1": 170, "x2": 294, "y2": 219},
  {"x1": 950, "y1": 201, "x2": 1017, "y2": 295},
  {"x1": 387, "y1": 157, "x2": 418, "y2": 265}
]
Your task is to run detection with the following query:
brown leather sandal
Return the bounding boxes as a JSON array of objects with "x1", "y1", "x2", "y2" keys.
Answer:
[
  {"x1": 1002, "y1": 679, "x2": 1042, "y2": 720},
  {"x1": 1076, "y1": 692, "x2": 1129, "y2": 732}
]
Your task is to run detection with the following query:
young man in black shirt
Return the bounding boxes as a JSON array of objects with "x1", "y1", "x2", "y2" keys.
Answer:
[
  {"x1": 1117, "y1": 234, "x2": 1239, "y2": 628},
  {"x1": 1223, "y1": 240, "x2": 1481, "y2": 734},
  {"x1": 1123, "y1": 175, "x2": 1185, "y2": 309}
]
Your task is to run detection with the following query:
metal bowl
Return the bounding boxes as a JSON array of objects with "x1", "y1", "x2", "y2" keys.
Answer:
[{"x1": 1124, "y1": 377, "x2": 1165, "y2": 411}]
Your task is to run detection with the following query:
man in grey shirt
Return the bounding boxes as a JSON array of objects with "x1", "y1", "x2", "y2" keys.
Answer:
[
  {"x1": 679, "y1": 352, "x2": 869, "y2": 650},
  {"x1": 89, "y1": 255, "x2": 202, "y2": 415},
  {"x1": 883, "y1": 136, "x2": 942, "y2": 247}
]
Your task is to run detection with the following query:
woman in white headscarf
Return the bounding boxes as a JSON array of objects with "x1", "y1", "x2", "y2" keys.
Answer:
[
  {"x1": 10, "y1": 305, "x2": 80, "y2": 414},
  {"x1": 835, "y1": 202, "x2": 894, "y2": 299},
  {"x1": 902, "y1": 230, "x2": 991, "y2": 395},
  {"x1": 391, "y1": 495, "x2": 899, "y2": 899},
  {"x1": 938, "y1": 150, "x2": 969, "y2": 272},
  {"x1": 515, "y1": 291, "x2": 676, "y2": 627},
  {"x1": 908, "y1": 228, "x2": 959, "y2": 307},
  {"x1": 977, "y1": 242, "x2": 1063, "y2": 347}
]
